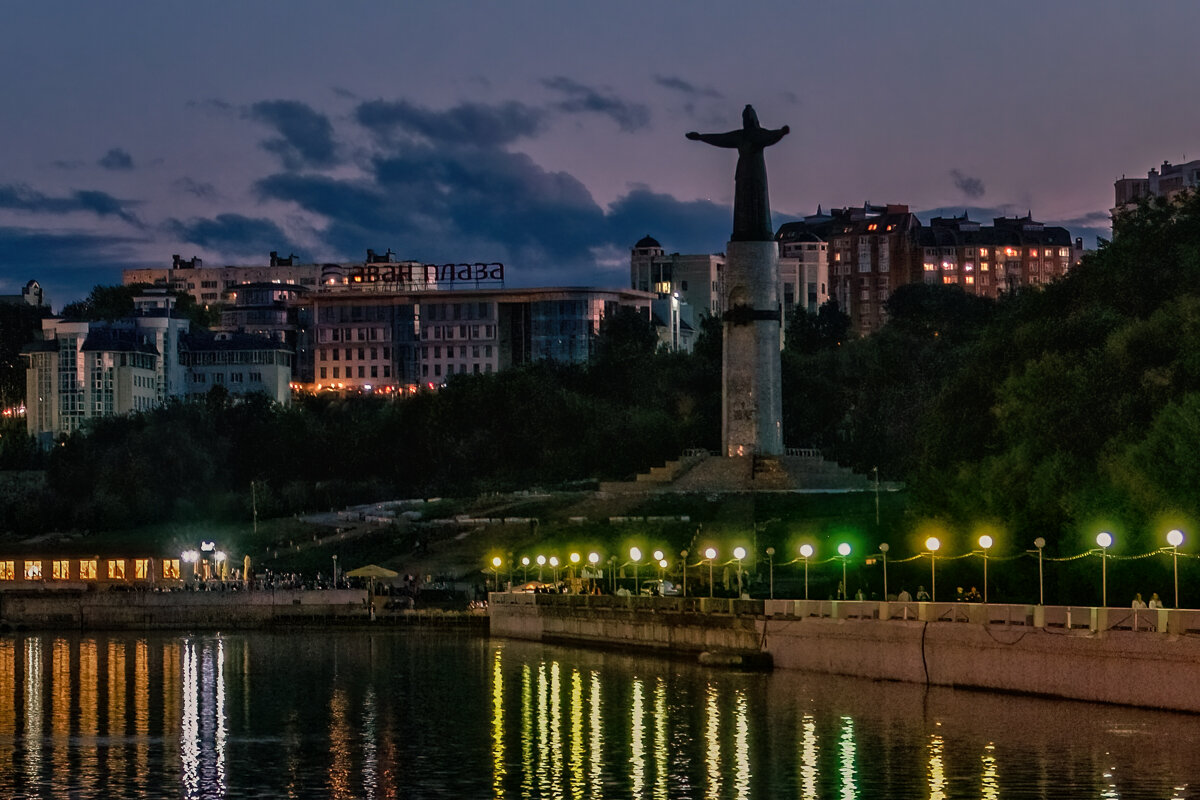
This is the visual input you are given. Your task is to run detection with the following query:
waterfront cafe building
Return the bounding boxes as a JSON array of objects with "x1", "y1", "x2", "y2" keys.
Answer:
[{"x1": 0, "y1": 553, "x2": 186, "y2": 590}]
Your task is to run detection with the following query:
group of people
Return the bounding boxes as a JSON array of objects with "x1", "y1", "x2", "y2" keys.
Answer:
[{"x1": 1131, "y1": 592, "x2": 1166, "y2": 609}]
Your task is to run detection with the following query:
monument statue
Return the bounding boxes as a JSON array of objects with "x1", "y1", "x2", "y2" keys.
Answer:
[{"x1": 687, "y1": 105, "x2": 789, "y2": 242}]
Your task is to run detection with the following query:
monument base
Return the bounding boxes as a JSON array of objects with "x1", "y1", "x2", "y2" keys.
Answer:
[{"x1": 722, "y1": 240, "x2": 783, "y2": 457}]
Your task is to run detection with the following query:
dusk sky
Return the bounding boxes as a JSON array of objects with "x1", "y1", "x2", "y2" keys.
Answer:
[{"x1": 3, "y1": 2, "x2": 1199, "y2": 309}]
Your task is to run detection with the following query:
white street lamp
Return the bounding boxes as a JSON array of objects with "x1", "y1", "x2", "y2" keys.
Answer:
[
  {"x1": 837, "y1": 543, "x2": 851, "y2": 600},
  {"x1": 680, "y1": 550, "x2": 689, "y2": 598},
  {"x1": 766, "y1": 547, "x2": 776, "y2": 599},
  {"x1": 978, "y1": 535, "x2": 993, "y2": 603},
  {"x1": 879, "y1": 543, "x2": 890, "y2": 599},
  {"x1": 705, "y1": 547, "x2": 717, "y2": 597},
  {"x1": 925, "y1": 537, "x2": 941, "y2": 603},
  {"x1": 1033, "y1": 537, "x2": 1046, "y2": 605},
  {"x1": 733, "y1": 546, "x2": 746, "y2": 597},
  {"x1": 629, "y1": 547, "x2": 641, "y2": 593},
  {"x1": 1167, "y1": 529, "x2": 1183, "y2": 609},
  {"x1": 1096, "y1": 532, "x2": 1112, "y2": 608},
  {"x1": 799, "y1": 544, "x2": 814, "y2": 600}
]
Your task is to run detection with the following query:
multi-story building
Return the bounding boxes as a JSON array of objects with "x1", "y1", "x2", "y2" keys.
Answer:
[
  {"x1": 219, "y1": 283, "x2": 314, "y2": 384},
  {"x1": 630, "y1": 237, "x2": 725, "y2": 320},
  {"x1": 307, "y1": 286, "x2": 654, "y2": 392},
  {"x1": 1113, "y1": 158, "x2": 1200, "y2": 219},
  {"x1": 918, "y1": 214, "x2": 1074, "y2": 297},
  {"x1": 23, "y1": 291, "x2": 289, "y2": 442},
  {"x1": 124, "y1": 252, "x2": 323, "y2": 306},
  {"x1": 824, "y1": 204, "x2": 923, "y2": 336}
]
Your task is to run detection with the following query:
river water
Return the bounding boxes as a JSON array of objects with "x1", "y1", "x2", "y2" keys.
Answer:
[{"x1": 0, "y1": 630, "x2": 1195, "y2": 798}]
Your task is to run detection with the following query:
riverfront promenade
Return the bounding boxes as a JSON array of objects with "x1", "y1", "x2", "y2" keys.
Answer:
[{"x1": 489, "y1": 592, "x2": 1200, "y2": 713}]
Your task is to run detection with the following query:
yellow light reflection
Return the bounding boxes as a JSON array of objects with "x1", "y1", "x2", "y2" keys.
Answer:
[
  {"x1": 50, "y1": 638, "x2": 70, "y2": 797},
  {"x1": 135, "y1": 639, "x2": 149, "y2": 796},
  {"x1": 838, "y1": 715, "x2": 857, "y2": 800},
  {"x1": 362, "y1": 686, "x2": 379, "y2": 800},
  {"x1": 589, "y1": 671, "x2": 602, "y2": 799},
  {"x1": 705, "y1": 683, "x2": 721, "y2": 800},
  {"x1": 521, "y1": 664, "x2": 533, "y2": 797},
  {"x1": 107, "y1": 640, "x2": 127, "y2": 794},
  {"x1": 550, "y1": 661, "x2": 563, "y2": 790},
  {"x1": 734, "y1": 690, "x2": 751, "y2": 800},
  {"x1": 653, "y1": 678, "x2": 668, "y2": 800},
  {"x1": 799, "y1": 713, "x2": 819, "y2": 800},
  {"x1": 569, "y1": 669, "x2": 584, "y2": 800},
  {"x1": 24, "y1": 637, "x2": 43, "y2": 787},
  {"x1": 631, "y1": 677, "x2": 645, "y2": 798},
  {"x1": 328, "y1": 688, "x2": 352, "y2": 800},
  {"x1": 927, "y1": 733, "x2": 946, "y2": 800},
  {"x1": 162, "y1": 641, "x2": 181, "y2": 784},
  {"x1": 491, "y1": 648, "x2": 505, "y2": 799},
  {"x1": 981, "y1": 741, "x2": 999, "y2": 800},
  {"x1": 0, "y1": 639, "x2": 13, "y2": 738},
  {"x1": 80, "y1": 639, "x2": 98, "y2": 797},
  {"x1": 536, "y1": 662, "x2": 549, "y2": 795}
]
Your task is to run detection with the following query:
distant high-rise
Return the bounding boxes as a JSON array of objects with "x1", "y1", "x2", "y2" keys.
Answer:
[{"x1": 1113, "y1": 158, "x2": 1200, "y2": 219}]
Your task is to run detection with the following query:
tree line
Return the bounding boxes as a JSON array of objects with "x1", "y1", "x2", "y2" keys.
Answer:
[{"x1": 2, "y1": 192, "x2": 1199, "y2": 558}]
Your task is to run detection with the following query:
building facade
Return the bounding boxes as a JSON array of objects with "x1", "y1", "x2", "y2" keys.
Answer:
[
  {"x1": 630, "y1": 236, "x2": 725, "y2": 320},
  {"x1": 307, "y1": 286, "x2": 653, "y2": 391},
  {"x1": 1113, "y1": 158, "x2": 1200, "y2": 219},
  {"x1": 23, "y1": 292, "x2": 290, "y2": 441}
]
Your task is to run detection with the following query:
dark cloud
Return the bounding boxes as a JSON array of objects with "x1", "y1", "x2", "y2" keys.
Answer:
[
  {"x1": 0, "y1": 226, "x2": 149, "y2": 309},
  {"x1": 0, "y1": 183, "x2": 141, "y2": 226},
  {"x1": 355, "y1": 99, "x2": 547, "y2": 147},
  {"x1": 187, "y1": 98, "x2": 234, "y2": 113},
  {"x1": 248, "y1": 100, "x2": 338, "y2": 169},
  {"x1": 950, "y1": 168, "x2": 986, "y2": 199},
  {"x1": 51, "y1": 159, "x2": 84, "y2": 170},
  {"x1": 605, "y1": 186, "x2": 733, "y2": 254},
  {"x1": 654, "y1": 75, "x2": 722, "y2": 99},
  {"x1": 542, "y1": 76, "x2": 650, "y2": 132},
  {"x1": 331, "y1": 86, "x2": 358, "y2": 100},
  {"x1": 172, "y1": 177, "x2": 219, "y2": 201},
  {"x1": 163, "y1": 213, "x2": 295, "y2": 256},
  {"x1": 98, "y1": 147, "x2": 134, "y2": 171}
]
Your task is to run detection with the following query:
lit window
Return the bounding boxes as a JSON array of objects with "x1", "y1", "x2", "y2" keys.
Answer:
[
  {"x1": 965, "y1": 275, "x2": 975, "y2": 285},
  {"x1": 80, "y1": 560, "x2": 97, "y2": 580},
  {"x1": 981, "y1": 262, "x2": 989, "y2": 271},
  {"x1": 0, "y1": 561, "x2": 13, "y2": 580},
  {"x1": 923, "y1": 263, "x2": 937, "y2": 272},
  {"x1": 979, "y1": 248, "x2": 989, "y2": 257},
  {"x1": 108, "y1": 559, "x2": 126, "y2": 580},
  {"x1": 52, "y1": 559, "x2": 70, "y2": 580},
  {"x1": 1004, "y1": 247, "x2": 1017, "y2": 257},
  {"x1": 134, "y1": 559, "x2": 150, "y2": 580},
  {"x1": 867, "y1": 223, "x2": 878, "y2": 231},
  {"x1": 24, "y1": 561, "x2": 42, "y2": 580},
  {"x1": 163, "y1": 559, "x2": 181, "y2": 580}
]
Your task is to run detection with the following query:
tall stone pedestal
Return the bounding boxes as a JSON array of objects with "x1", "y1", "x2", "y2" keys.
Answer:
[{"x1": 722, "y1": 240, "x2": 783, "y2": 457}]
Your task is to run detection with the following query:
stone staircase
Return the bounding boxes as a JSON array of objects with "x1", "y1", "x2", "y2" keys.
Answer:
[{"x1": 599, "y1": 450, "x2": 881, "y2": 494}]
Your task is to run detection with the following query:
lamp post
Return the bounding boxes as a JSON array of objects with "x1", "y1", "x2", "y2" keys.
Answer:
[
  {"x1": 1167, "y1": 529, "x2": 1183, "y2": 609},
  {"x1": 1096, "y1": 532, "x2": 1112, "y2": 608},
  {"x1": 879, "y1": 543, "x2": 889, "y2": 599},
  {"x1": 331, "y1": 554, "x2": 337, "y2": 587},
  {"x1": 507, "y1": 551, "x2": 514, "y2": 588},
  {"x1": 978, "y1": 535, "x2": 993, "y2": 603},
  {"x1": 705, "y1": 548, "x2": 717, "y2": 597},
  {"x1": 733, "y1": 546, "x2": 746, "y2": 598},
  {"x1": 608, "y1": 556, "x2": 618, "y2": 594},
  {"x1": 491, "y1": 556, "x2": 502, "y2": 592},
  {"x1": 549, "y1": 556, "x2": 560, "y2": 584},
  {"x1": 536, "y1": 554, "x2": 546, "y2": 583},
  {"x1": 588, "y1": 552, "x2": 599, "y2": 593},
  {"x1": 680, "y1": 550, "x2": 688, "y2": 598},
  {"x1": 653, "y1": 550, "x2": 664, "y2": 582},
  {"x1": 766, "y1": 547, "x2": 776, "y2": 599},
  {"x1": 837, "y1": 543, "x2": 851, "y2": 600},
  {"x1": 569, "y1": 552, "x2": 580, "y2": 581},
  {"x1": 925, "y1": 537, "x2": 941, "y2": 603},
  {"x1": 629, "y1": 547, "x2": 642, "y2": 594},
  {"x1": 1033, "y1": 538, "x2": 1045, "y2": 606},
  {"x1": 799, "y1": 544, "x2": 813, "y2": 600},
  {"x1": 521, "y1": 556, "x2": 530, "y2": 584}
]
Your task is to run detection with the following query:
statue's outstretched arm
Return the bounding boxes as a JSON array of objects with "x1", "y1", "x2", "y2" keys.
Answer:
[
  {"x1": 686, "y1": 130, "x2": 742, "y2": 148},
  {"x1": 760, "y1": 126, "x2": 790, "y2": 147}
]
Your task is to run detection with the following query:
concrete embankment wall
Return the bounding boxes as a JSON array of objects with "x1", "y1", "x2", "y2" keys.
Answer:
[
  {"x1": 490, "y1": 594, "x2": 1200, "y2": 713},
  {"x1": 0, "y1": 589, "x2": 370, "y2": 630},
  {"x1": 490, "y1": 593, "x2": 760, "y2": 654}
]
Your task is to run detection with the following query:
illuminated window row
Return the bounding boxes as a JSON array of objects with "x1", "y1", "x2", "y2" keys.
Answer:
[{"x1": 0, "y1": 558, "x2": 182, "y2": 582}]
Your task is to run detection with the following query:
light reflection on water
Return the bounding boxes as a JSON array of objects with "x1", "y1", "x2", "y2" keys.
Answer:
[{"x1": 0, "y1": 631, "x2": 1196, "y2": 798}]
